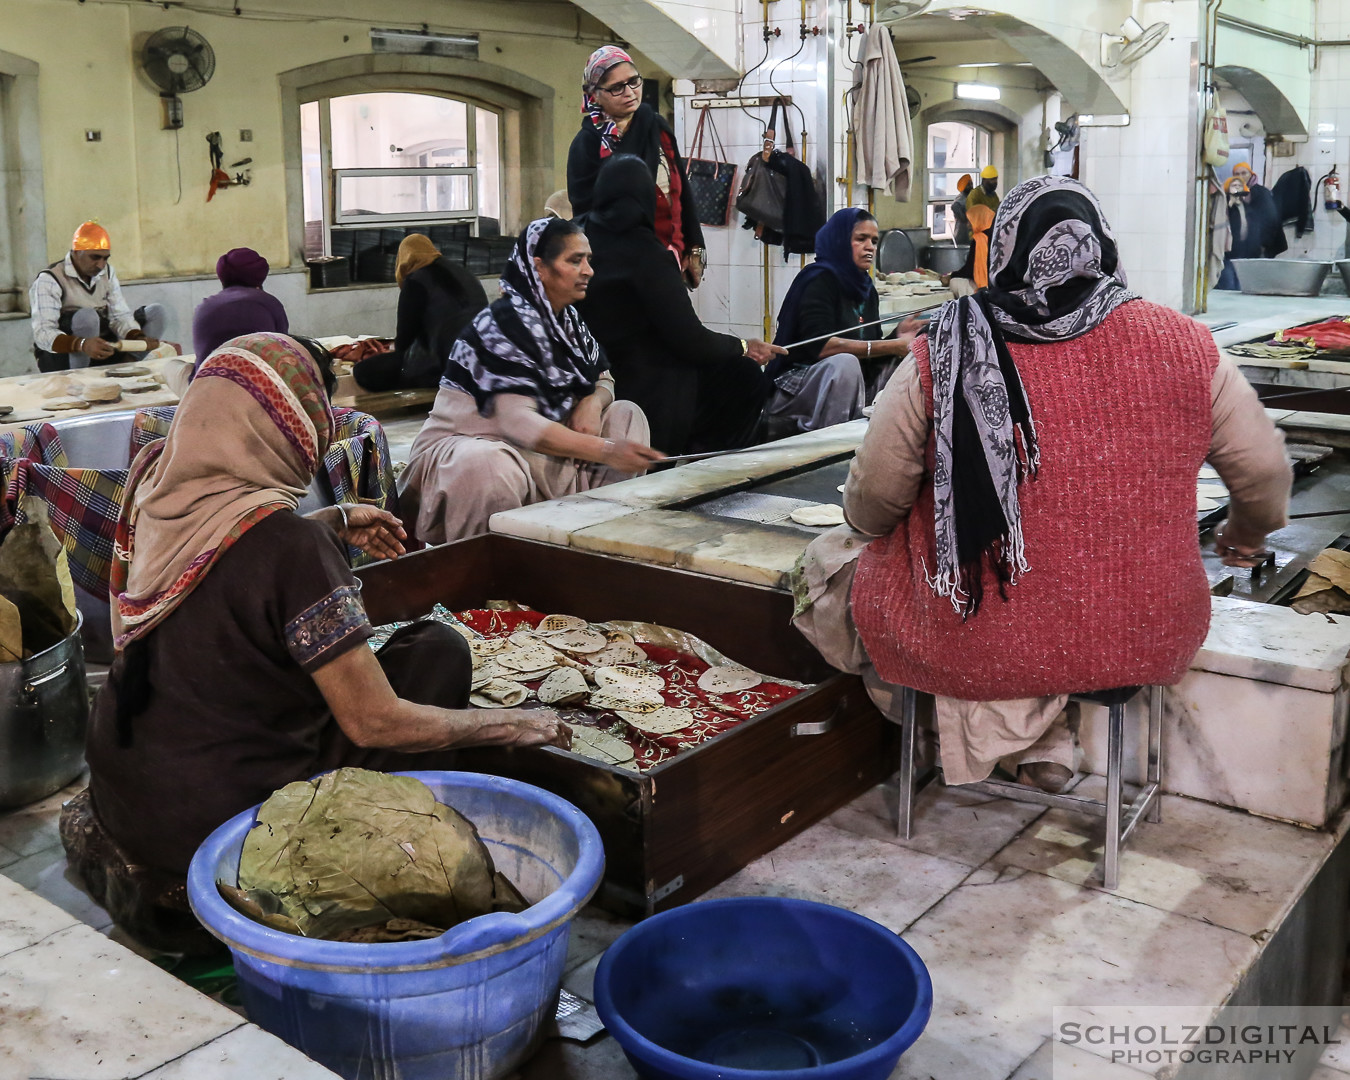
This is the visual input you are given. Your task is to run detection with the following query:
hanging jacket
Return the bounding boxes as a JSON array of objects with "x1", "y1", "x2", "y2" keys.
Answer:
[
  {"x1": 743, "y1": 151, "x2": 826, "y2": 256},
  {"x1": 1272, "y1": 167, "x2": 1314, "y2": 237}
]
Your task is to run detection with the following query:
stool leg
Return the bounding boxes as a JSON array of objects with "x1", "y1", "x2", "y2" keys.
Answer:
[
  {"x1": 1104, "y1": 701, "x2": 1124, "y2": 890},
  {"x1": 1147, "y1": 685, "x2": 1164, "y2": 824},
  {"x1": 897, "y1": 687, "x2": 917, "y2": 840}
]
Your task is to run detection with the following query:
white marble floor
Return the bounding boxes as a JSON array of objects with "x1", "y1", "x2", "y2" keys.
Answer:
[{"x1": 3, "y1": 769, "x2": 1347, "y2": 1080}]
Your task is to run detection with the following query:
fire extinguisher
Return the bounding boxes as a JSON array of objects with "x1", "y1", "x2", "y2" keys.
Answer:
[{"x1": 1324, "y1": 166, "x2": 1342, "y2": 211}]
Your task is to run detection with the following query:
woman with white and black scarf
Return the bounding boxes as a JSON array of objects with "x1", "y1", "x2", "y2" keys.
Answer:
[{"x1": 398, "y1": 217, "x2": 664, "y2": 544}]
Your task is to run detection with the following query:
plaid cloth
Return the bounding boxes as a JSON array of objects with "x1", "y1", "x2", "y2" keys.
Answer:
[
  {"x1": 0, "y1": 406, "x2": 396, "y2": 602},
  {"x1": 1, "y1": 460, "x2": 128, "y2": 598}
]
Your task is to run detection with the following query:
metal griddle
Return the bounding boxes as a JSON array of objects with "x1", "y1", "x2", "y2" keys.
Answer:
[{"x1": 677, "y1": 459, "x2": 854, "y2": 535}]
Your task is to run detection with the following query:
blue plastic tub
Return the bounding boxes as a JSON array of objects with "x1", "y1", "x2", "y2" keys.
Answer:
[
  {"x1": 188, "y1": 771, "x2": 605, "y2": 1080},
  {"x1": 594, "y1": 897, "x2": 932, "y2": 1080}
]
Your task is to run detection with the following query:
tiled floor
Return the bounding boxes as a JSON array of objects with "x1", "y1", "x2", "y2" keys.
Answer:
[{"x1": 3, "y1": 769, "x2": 1347, "y2": 1080}]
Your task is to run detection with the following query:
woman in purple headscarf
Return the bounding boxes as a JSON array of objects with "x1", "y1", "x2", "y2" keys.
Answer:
[
  {"x1": 566, "y1": 46, "x2": 706, "y2": 288},
  {"x1": 190, "y1": 247, "x2": 289, "y2": 370}
]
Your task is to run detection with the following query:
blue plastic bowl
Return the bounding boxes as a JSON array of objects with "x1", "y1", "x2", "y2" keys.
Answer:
[
  {"x1": 594, "y1": 897, "x2": 932, "y2": 1080},
  {"x1": 188, "y1": 771, "x2": 604, "y2": 1080}
]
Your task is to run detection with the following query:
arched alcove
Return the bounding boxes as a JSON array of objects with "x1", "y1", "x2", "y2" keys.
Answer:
[
  {"x1": 0, "y1": 48, "x2": 46, "y2": 313},
  {"x1": 1214, "y1": 65, "x2": 1307, "y2": 138},
  {"x1": 279, "y1": 54, "x2": 555, "y2": 265}
]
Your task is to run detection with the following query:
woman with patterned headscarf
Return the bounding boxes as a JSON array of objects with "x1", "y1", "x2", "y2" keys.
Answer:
[
  {"x1": 791, "y1": 176, "x2": 1291, "y2": 793},
  {"x1": 566, "y1": 46, "x2": 707, "y2": 288},
  {"x1": 63, "y1": 332, "x2": 571, "y2": 953},
  {"x1": 399, "y1": 217, "x2": 663, "y2": 544}
]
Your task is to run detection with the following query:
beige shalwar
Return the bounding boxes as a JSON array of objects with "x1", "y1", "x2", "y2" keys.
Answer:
[
  {"x1": 793, "y1": 353, "x2": 1290, "y2": 785},
  {"x1": 398, "y1": 381, "x2": 649, "y2": 545}
]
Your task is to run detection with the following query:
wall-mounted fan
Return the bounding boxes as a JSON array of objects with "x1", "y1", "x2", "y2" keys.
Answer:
[
  {"x1": 906, "y1": 84, "x2": 922, "y2": 118},
  {"x1": 140, "y1": 26, "x2": 216, "y2": 130},
  {"x1": 1100, "y1": 16, "x2": 1169, "y2": 69}
]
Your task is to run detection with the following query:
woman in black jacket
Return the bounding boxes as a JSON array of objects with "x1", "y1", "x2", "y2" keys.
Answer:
[
  {"x1": 568, "y1": 46, "x2": 707, "y2": 289},
  {"x1": 578, "y1": 155, "x2": 784, "y2": 454},
  {"x1": 353, "y1": 235, "x2": 488, "y2": 391},
  {"x1": 767, "y1": 208, "x2": 922, "y2": 434}
]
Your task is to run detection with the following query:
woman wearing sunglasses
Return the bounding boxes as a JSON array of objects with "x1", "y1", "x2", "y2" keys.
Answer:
[{"x1": 567, "y1": 46, "x2": 707, "y2": 288}]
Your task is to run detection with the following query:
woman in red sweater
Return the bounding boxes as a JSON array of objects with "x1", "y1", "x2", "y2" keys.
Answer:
[{"x1": 794, "y1": 176, "x2": 1291, "y2": 792}]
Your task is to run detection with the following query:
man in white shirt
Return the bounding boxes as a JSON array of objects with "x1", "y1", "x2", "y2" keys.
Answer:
[{"x1": 30, "y1": 221, "x2": 173, "y2": 372}]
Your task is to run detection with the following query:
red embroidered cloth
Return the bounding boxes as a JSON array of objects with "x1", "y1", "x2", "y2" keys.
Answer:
[{"x1": 457, "y1": 608, "x2": 804, "y2": 771}]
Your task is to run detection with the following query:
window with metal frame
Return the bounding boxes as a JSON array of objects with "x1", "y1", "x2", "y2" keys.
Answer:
[
  {"x1": 925, "y1": 121, "x2": 991, "y2": 239},
  {"x1": 301, "y1": 92, "x2": 502, "y2": 260}
]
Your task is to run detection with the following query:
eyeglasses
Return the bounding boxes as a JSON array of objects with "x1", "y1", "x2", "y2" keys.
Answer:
[{"x1": 599, "y1": 74, "x2": 643, "y2": 95}]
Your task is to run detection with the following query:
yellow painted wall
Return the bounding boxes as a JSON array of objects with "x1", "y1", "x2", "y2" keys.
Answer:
[{"x1": 5, "y1": 0, "x2": 662, "y2": 278}]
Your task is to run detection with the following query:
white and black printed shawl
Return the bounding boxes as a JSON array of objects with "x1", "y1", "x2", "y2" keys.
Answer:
[
  {"x1": 443, "y1": 218, "x2": 606, "y2": 422},
  {"x1": 926, "y1": 175, "x2": 1138, "y2": 617}
]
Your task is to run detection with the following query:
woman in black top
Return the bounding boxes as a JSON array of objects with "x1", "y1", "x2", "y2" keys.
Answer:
[
  {"x1": 567, "y1": 46, "x2": 706, "y2": 289},
  {"x1": 353, "y1": 234, "x2": 489, "y2": 391},
  {"x1": 578, "y1": 155, "x2": 784, "y2": 454},
  {"x1": 767, "y1": 208, "x2": 922, "y2": 435}
]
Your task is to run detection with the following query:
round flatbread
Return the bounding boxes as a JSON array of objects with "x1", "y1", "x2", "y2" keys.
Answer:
[
  {"x1": 789, "y1": 503, "x2": 846, "y2": 527},
  {"x1": 119, "y1": 377, "x2": 163, "y2": 393},
  {"x1": 1198, "y1": 465, "x2": 1220, "y2": 480},
  {"x1": 697, "y1": 665, "x2": 762, "y2": 694},
  {"x1": 548, "y1": 628, "x2": 608, "y2": 654},
  {"x1": 589, "y1": 641, "x2": 647, "y2": 667},
  {"x1": 602, "y1": 629, "x2": 636, "y2": 645},
  {"x1": 1196, "y1": 483, "x2": 1227, "y2": 499},
  {"x1": 538, "y1": 614, "x2": 589, "y2": 634},
  {"x1": 471, "y1": 638, "x2": 514, "y2": 658},
  {"x1": 81, "y1": 383, "x2": 122, "y2": 403},
  {"x1": 570, "y1": 726, "x2": 636, "y2": 766},
  {"x1": 508, "y1": 629, "x2": 548, "y2": 648},
  {"x1": 105, "y1": 365, "x2": 151, "y2": 378},
  {"x1": 470, "y1": 659, "x2": 508, "y2": 688},
  {"x1": 538, "y1": 667, "x2": 589, "y2": 705},
  {"x1": 44, "y1": 397, "x2": 92, "y2": 411},
  {"x1": 619, "y1": 706, "x2": 695, "y2": 734},
  {"x1": 497, "y1": 643, "x2": 560, "y2": 673},
  {"x1": 1197, "y1": 496, "x2": 1220, "y2": 512},
  {"x1": 469, "y1": 679, "x2": 528, "y2": 708},
  {"x1": 594, "y1": 665, "x2": 665, "y2": 695},
  {"x1": 589, "y1": 686, "x2": 664, "y2": 712}
]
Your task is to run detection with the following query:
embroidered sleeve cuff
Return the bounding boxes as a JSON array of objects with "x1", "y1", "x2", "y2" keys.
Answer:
[{"x1": 285, "y1": 583, "x2": 373, "y2": 671}]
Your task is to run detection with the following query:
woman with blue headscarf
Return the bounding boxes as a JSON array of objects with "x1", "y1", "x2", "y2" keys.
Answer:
[{"x1": 767, "y1": 208, "x2": 924, "y2": 435}]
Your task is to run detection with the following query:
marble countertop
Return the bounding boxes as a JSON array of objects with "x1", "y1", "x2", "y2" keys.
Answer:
[{"x1": 493, "y1": 422, "x2": 1350, "y2": 694}]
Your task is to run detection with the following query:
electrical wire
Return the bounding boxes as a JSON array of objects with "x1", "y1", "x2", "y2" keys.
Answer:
[
  {"x1": 56, "y1": 0, "x2": 615, "y2": 43},
  {"x1": 173, "y1": 125, "x2": 183, "y2": 204}
]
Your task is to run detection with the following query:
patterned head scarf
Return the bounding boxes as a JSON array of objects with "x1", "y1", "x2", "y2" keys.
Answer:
[
  {"x1": 442, "y1": 218, "x2": 606, "y2": 422},
  {"x1": 111, "y1": 332, "x2": 333, "y2": 648},
  {"x1": 582, "y1": 45, "x2": 636, "y2": 158},
  {"x1": 926, "y1": 175, "x2": 1137, "y2": 617}
]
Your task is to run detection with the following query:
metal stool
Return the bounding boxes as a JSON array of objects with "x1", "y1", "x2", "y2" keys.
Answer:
[{"x1": 893, "y1": 684, "x2": 1164, "y2": 890}]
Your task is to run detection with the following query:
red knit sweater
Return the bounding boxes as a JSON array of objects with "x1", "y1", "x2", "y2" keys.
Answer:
[{"x1": 852, "y1": 300, "x2": 1218, "y2": 700}]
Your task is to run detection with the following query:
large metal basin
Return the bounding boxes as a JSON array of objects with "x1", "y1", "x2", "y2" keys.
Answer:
[
  {"x1": 0, "y1": 613, "x2": 87, "y2": 809},
  {"x1": 1334, "y1": 260, "x2": 1350, "y2": 295},
  {"x1": 920, "y1": 244, "x2": 971, "y2": 276},
  {"x1": 1233, "y1": 258, "x2": 1331, "y2": 296}
]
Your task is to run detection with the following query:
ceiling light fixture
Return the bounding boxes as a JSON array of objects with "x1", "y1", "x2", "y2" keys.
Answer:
[{"x1": 956, "y1": 82, "x2": 1001, "y2": 101}]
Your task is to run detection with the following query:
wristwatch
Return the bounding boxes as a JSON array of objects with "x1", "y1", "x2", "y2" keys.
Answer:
[{"x1": 690, "y1": 246, "x2": 707, "y2": 268}]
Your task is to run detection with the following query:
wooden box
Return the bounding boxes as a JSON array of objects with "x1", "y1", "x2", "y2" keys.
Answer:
[{"x1": 356, "y1": 534, "x2": 898, "y2": 918}]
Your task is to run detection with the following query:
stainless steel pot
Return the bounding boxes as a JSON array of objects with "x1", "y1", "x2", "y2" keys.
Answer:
[
  {"x1": 0, "y1": 613, "x2": 88, "y2": 809},
  {"x1": 1231, "y1": 259, "x2": 1331, "y2": 297},
  {"x1": 920, "y1": 244, "x2": 970, "y2": 276}
]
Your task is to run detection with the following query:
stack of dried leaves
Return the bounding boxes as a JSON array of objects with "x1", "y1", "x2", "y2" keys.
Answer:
[
  {"x1": 0, "y1": 500, "x2": 78, "y2": 662},
  {"x1": 219, "y1": 769, "x2": 527, "y2": 943}
]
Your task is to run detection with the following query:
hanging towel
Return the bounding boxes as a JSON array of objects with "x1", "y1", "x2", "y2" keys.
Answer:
[{"x1": 851, "y1": 24, "x2": 914, "y2": 201}]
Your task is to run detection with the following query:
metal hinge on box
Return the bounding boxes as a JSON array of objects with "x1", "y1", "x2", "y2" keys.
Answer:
[{"x1": 652, "y1": 875, "x2": 684, "y2": 903}]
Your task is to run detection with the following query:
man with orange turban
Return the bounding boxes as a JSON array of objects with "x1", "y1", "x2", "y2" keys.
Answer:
[
  {"x1": 948, "y1": 173, "x2": 973, "y2": 243},
  {"x1": 30, "y1": 221, "x2": 172, "y2": 371}
]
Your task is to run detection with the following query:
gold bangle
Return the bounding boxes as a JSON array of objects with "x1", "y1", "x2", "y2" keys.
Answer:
[{"x1": 740, "y1": 338, "x2": 749, "y2": 355}]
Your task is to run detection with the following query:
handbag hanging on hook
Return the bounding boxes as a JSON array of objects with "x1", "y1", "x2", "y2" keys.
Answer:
[{"x1": 735, "y1": 99, "x2": 791, "y2": 234}]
